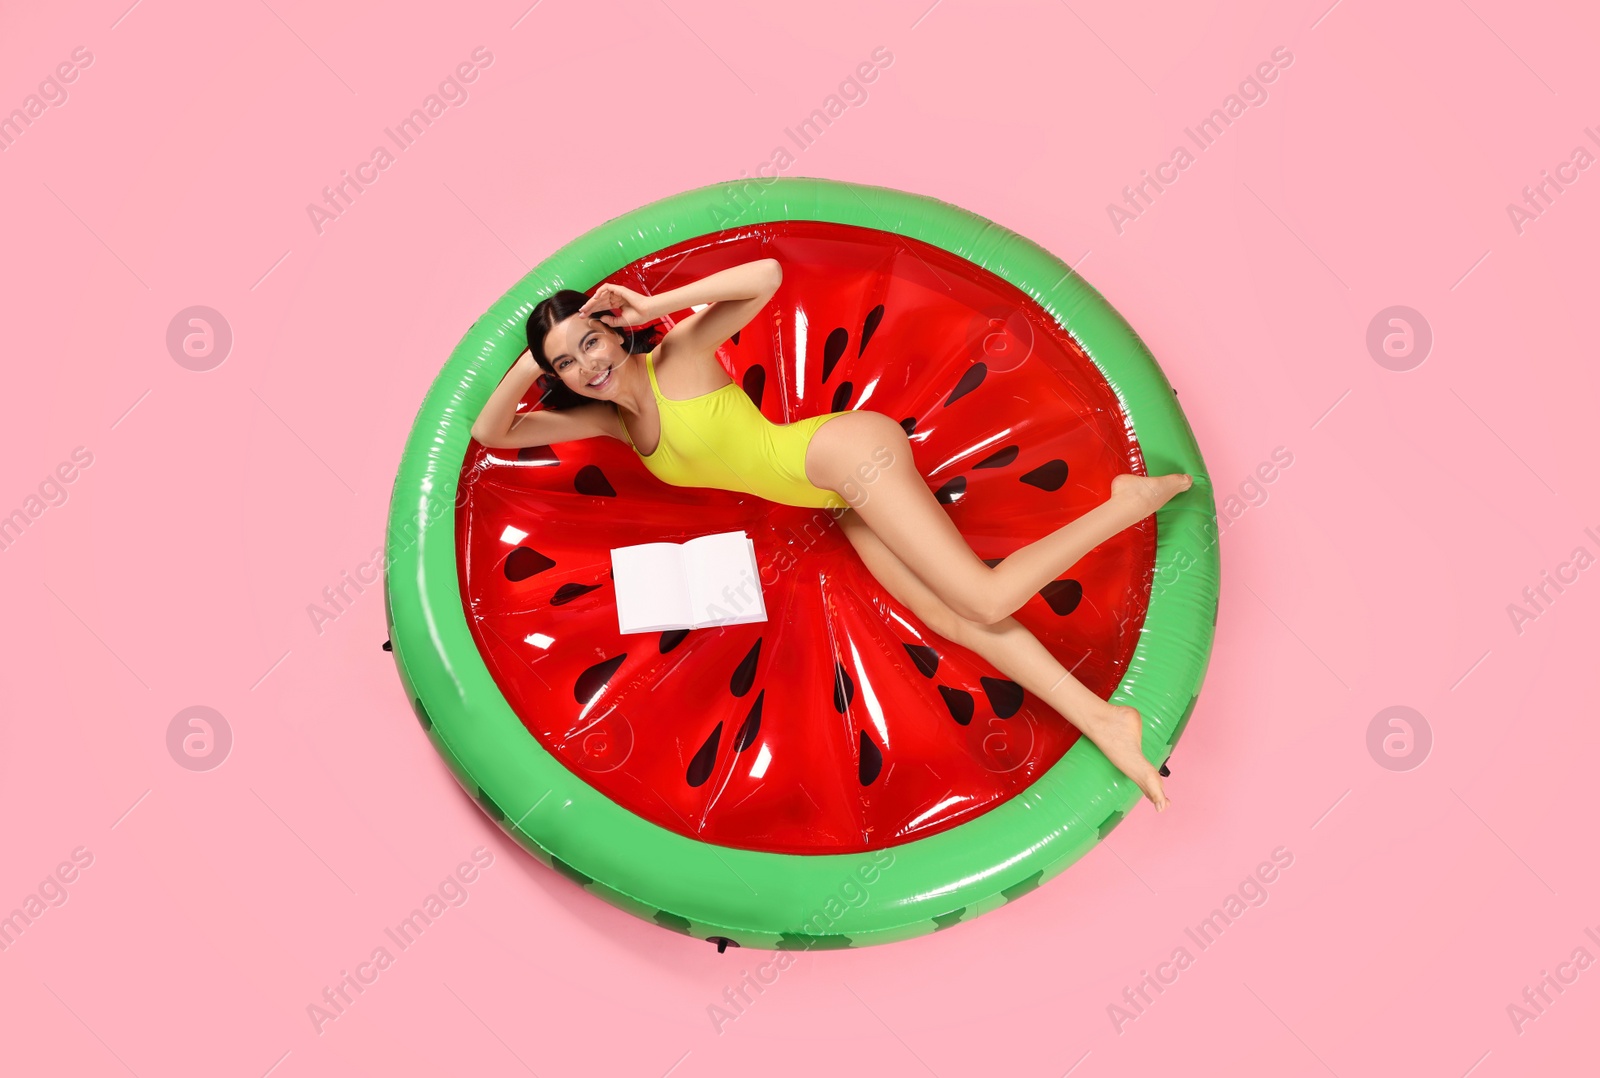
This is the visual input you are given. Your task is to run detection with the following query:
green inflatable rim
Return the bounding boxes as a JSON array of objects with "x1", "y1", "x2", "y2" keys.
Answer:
[{"x1": 384, "y1": 176, "x2": 1220, "y2": 949}]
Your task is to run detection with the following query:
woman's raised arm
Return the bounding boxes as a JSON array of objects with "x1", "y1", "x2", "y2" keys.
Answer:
[
  {"x1": 642, "y1": 258, "x2": 780, "y2": 312},
  {"x1": 638, "y1": 258, "x2": 782, "y2": 360},
  {"x1": 471, "y1": 353, "x2": 541, "y2": 445}
]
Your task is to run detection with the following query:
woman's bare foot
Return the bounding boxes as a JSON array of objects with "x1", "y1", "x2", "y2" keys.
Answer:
[
  {"x1": 1111, "y1": 472, "x2": 1193, "y2": 519},
  {"x1": 1075, "y1": 703, "x2": 1170, "y2": 812}
]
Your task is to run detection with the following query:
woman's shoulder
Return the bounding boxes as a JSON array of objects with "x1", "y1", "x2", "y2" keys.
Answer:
[{"x1": 647, "y1": 339, "x2": 734, "y2": 397}]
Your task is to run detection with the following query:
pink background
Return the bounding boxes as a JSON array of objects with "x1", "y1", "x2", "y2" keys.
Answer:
[{"x1": 2, "y1": 0, "x2": 1595, "y2": 1074}]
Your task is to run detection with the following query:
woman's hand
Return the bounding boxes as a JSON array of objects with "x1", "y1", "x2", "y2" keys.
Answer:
[{"x1": 577, "y1": 282, "x2": 658, "y2": 327}]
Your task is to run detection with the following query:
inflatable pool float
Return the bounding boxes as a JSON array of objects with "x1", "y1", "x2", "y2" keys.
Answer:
[{"x1": 384, "y1": 177, "x2": 1218, "y2": 949}]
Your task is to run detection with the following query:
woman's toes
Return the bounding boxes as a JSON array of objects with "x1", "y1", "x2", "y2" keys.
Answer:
[
  {"x1": 1111, "y1": 473, "x2": 1191, "y2": 515},
  {"x1": 1157, "y1": 473, "x2": 1192, "y2": 499}
]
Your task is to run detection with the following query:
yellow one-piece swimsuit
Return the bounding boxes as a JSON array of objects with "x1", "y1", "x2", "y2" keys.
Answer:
[{"x1": 618, "y1": 350, "x2": 851, "y2": 512}]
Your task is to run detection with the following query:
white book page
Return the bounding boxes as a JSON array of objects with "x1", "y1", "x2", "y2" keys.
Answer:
[
  {"x1": 611, "y1": 541, "x2": 692, "y2": 633},
  {"x1": 743, "y1": 538, "x2": 767, "y2": 621},
  {"x1": 684, "y1": 531, "x2": 766, "y2": 627}
]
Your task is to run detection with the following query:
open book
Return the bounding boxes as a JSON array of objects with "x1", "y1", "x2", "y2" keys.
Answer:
[{"x1": 611, "y1": 530, "x2": 768, "y2": 634}]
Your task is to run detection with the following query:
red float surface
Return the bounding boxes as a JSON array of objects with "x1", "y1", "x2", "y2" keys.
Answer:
[{"x1": 455, "y1": 222, "x2": 1155, "y2": 855}]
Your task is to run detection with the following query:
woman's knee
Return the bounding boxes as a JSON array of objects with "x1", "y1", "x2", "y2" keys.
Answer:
[
  {"x1": 904, "y1": 593, "x2": 970, "y2": 643},
  {"x1": 955, "y1": 589, "x2": 1002, "y2": 628},
  {"x1": 841, "y1": 509, "x2": 973, "y2": 638},
  {"x1": 922, "y1": 571, "x2": 998, "y2": 627}
]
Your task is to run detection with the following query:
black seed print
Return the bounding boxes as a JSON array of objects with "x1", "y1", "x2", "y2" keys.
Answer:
[
  {"x1": 574, "y1": 654, "x2": 626, "y2": 704},
  {"x1": 858, "y1": 730, "x2": 883, "y2": 786},
  {"x1": 516, "y1": 445, "x2": 558, "y2": 463},
  {"x1": 655, "y1": 910, "x2": 693, "y2": 934},
  {"x1": 944, "y1": 362, "x2": 987, "y2": 406},
  {"x1": 1173, "y1": 690, "x2": 1201, "y2": 739},
  {"x1": 974, "y1": 445, "x2": 1019, "y2": 468},
  {"x1": 505, "y1": 546, "x2": 555, "y2": 582},
  {"x1": 981, "y1": 676, "x2": 1024, "y2": 719},
  {"x1": 1001, "y1": 869, "x2": 1043, "y2": 901},
  {"x1": 860, "y1": 304, "x2": 884, "y2": 355},
  {"x1": 822, "y1": 327, "x2": 849, "y2": 382},
  {"x1": 550, "y1": 856, "x2": 592, "y2": 886},
  {"x1": 776, "y1": 932, "x2": 853, "y2": 951},
  {"x1": 903, "y1": 642, "x2": 940, "y2": 678},
  {"x1": 742, "y1": 364, "x2": 766, "y2": 409},
  {"x1": 574, "y1": 465, "x2": 615, "y2": 497},
  {"x1": 1040, "y1": 579, "x2": 1083, "y2": 615},
  {"x1": 829, "y1": 381, "x2": 853, "y2": 412},
  {"x1": 833, "y1": 661, "x2": 855, "y2": 713},
  {"x1": 933, "y1": 476, "x2": 966, "y2": 504},
  {"x1": 731, "y1": 638, "x2": 762, "y2": 696},
  {"x1": 659, "y1": 629, "x2": 689, "y2": 653},
  {"x1": 687, "y1": 722, "x2": 723, "y2": 787},
  {"x1": 475, "y1": 789, "x2": 506, "y2": 822},
  {"x1": 708, "y1": 936, "x2": 740, "y2": 952},
  {"x1": 982, "y1": 556, "x2": 1004, "y2": 568},
  {"x1": 900, "y1": 416, "x2": 917, "y2": 436},
  {"x1": 381, "y1": 639, "x2": 392, "y2": 652},
  {"x1": 1020, "y1": 460, "x2": 1069, "y2": 491},
  {"x1": 939, "y1": 685, "x2": 974, "y2": 726},
  {"x1": 735, "y1": 691, "x2": 764, "y2": 751},
  {"x1": 552, "y1": 582, "x2": 602, "y2": 606}
]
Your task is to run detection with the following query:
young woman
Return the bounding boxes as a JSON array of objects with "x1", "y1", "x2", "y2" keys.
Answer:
[{"x1": 472, "y1": 258, "x2": 1192, "y2": 811}]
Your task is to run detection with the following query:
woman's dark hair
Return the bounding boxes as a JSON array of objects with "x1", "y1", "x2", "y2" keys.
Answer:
[{"x1": 525, "y1": 289, "x2": 663, "y2": 411}]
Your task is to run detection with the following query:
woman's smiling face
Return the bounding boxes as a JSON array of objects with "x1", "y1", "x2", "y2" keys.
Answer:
[{"x1": 543, "y1": 315, "x2": 625, "y2": 398}]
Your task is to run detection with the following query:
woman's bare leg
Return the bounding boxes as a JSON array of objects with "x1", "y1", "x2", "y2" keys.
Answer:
[
  {"x1": 950, "y1": 614, "x2": 1168, "y2": 811},
  {"x1": 838, "y1": 510, "x2": 1169, "y2": 810},
  {"x1": 810, "y1": 412, "x2": 1193, "y2": 626}
]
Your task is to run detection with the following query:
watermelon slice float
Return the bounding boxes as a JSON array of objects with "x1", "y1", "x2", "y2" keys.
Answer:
[{"x1": 385, "y1": 178, "x2": 1219, "y2": 949}]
